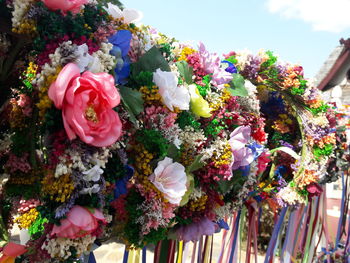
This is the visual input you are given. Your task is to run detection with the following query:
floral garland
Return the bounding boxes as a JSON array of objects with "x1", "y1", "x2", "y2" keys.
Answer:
[{"x1": 0, "y1": 0, "x2": 338, "y2": 262}]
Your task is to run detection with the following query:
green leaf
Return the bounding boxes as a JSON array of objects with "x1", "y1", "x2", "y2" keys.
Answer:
[
  {"x1": 132, "y1": 46, "x2": 171, "y2": 76},
  {"x1": 166, "y1": 143, "x2": 180, "y2": 162},
  {"x1": 176, "y1": 61, "x2": 193, "y2": 84},
  {"x1": 186, "y1": 154, "x2": 205, "y2": 173},
  {"x1": 227, "y1": 73, "x2": 248, "y2": 97},
  {"x1": 217, "y1": 170, "x2": 243, "y2": 194},
  {"x1": 180, "y1": 173, "x2": 194, "y2": 206},
  {"x1": 118, "y1": 86, "x2": 144, "y2": 125}
]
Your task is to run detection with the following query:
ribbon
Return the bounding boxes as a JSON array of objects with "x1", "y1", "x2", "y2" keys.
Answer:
[
  {"x1": 202, "y1": 236, "x2": 212, "y2": 263},
  {"x1": 127, "y1": 249, "x2": 141, "y2": 263},
  {"x1": 217, "y1": 216, "x2": 231, "y2": 263},
  {"x1": 335, "y1": 173, "x2": 346, "y2": 248},
  {"x1": 88, "y1": 252, "x2": 96, "y2": 263},
  {"x1": 0, "y1": 243, "x2": 27, "y2": 263},
  {"x1": 190, "y1": 241, "x2": 197, "y2": 263},
  {"x1": 291, "y1": 205, "x2": 307, "y2": 259},
  {"x1": 166, "y1": 240, "x2": 176, "y2": 263},
  {"x1": 176, "y1": 241, "x2": 183, "y2": 263},
  {"x1": 154, "y1": 241, "x2": 162, "y2": 263},
  {"x1": 197, "y1": 237, "x2": 203, "y2": 263},
  {"x1": 228, "y1": 210, "x2": 242, "y2": 263},
  {"x1": 142, "y1": 247, "x2": 146, "y2": 263},
  {"x1": 264, "y1": 206, "x2": 287, "y2": 263},
  {"x1": 123, "y1": 246, "x2": 129, "y2": 263}
]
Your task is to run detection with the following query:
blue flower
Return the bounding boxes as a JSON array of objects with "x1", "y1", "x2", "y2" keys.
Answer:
[
  {"x1": 247, "y1": 142, "x2": 264, "y2": 160},
  {"x1": 222, "y1": 60, "x2": 238, "y2": 74},
  {"x1": 108, "y1": 30, "x2": 132, "y2": 85},
  {"x1": 114, "y1": 165, "x2": 134, "y2": 199},
  {"x1": 215, "y1": 219, "x2": 230, "y2": 233}
]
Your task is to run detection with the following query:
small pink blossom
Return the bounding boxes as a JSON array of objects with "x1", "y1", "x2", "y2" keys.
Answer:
[
  {"x1": 48, "y1": 63, "x2": 122, "y2": 147},
  {"x1": 51, "y1": 205, "x2": 106, "y2": 239}
]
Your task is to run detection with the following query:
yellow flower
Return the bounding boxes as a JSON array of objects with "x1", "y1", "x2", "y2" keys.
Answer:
[{"x1": 189, "y1": 84, "x2": 212, "y2": 118}]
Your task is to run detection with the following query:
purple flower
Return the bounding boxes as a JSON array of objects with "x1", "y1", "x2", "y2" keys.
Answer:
[
  {"x1": 279, "y1": 140, "x2": 294, "y2": 149},
  {"x1": 175, "y1": 217, "x2": 216, "y2": 242},
  {"x1": 229, "y1": 126, "x2": 254, "y2": 170},
  {"x1": 197, "y1": 42, "x2": 232, "y2": 88}
]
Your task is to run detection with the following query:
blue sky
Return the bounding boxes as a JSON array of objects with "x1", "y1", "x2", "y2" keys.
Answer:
[{"x1": 125, "y1": 0, "x2": 350, "y2": 79}]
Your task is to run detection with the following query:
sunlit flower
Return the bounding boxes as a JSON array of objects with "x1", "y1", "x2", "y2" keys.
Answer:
[
  {"x1": 48, "y1": 63, "x2": 122, "y2": 147},
  {"x1": 149, "y1": 157, "x2": 187, "y2": 205},
  {"x1": 188, "y1": 84, "x2": 212, "y2": 118},
  {"x1": 104, "y1": 3, "x2": 143, "y2": 24},
  {"x1": 51, "y1": 205, "x2": 106, "y2": 238},
  {"x1": 153, "y1": 68, "x2": 190, "y2": 111},
  {"x1": 42, "y1": 0, "x2": 87, "y2": 14}
]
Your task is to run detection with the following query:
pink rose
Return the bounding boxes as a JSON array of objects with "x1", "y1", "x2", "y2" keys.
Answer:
[
  {"x1": 42, "y1": 0, "x2": 87, "y2": 14},
  {"x1": 51, "y1": 205, "x2": 106, "y2": 238},
  {"x1": 48, "y1": 63, "x2": 122, "y2": 147}
]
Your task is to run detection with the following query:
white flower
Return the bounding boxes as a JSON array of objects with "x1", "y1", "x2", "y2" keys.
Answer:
[
  {"x1": 74, "y1": 44, "x2": 101, "y2": 73},
  {"x1": 80, "y1": 184, "x2": 100, "y2": 195},
  {"x1": 82, "y1": 165, "x2": 103, "y2": 182},
  {"x1": 149, "y1": 157, "x2": 187, "y2": 205},
  {"x1": 153, "y1": 68, "x2": 190, "y2": 111},
  {"x1": 104, "y1": 3, "x2": 143, "y2": 24}
]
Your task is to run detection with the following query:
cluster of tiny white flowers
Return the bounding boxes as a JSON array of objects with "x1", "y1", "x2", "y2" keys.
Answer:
[
  {"x1": 201, "y1": 137, "x2": 230, "y2": 162},
  {"x1": 312, "y1": 114, "x2": 329, "y2": 128},
  {"x1": 169, "y1": 64, "x2": 180, "y2": 79},
  {"x1": 42, "y1": 235, "x2": 96, "y2": 260},
  {"x1": 135, "y1": 200, "x2": 168, "y2": 235},
  {"x1": 189, "y1": 188, "x2": 205, "y2": 201},
  {"x1": 54, "y1": 149, "x2": 85, "y2": 178},
  {"x1": 235, "y1": 49, "x2": 251, "y2": 71},
  {"x1": 214, "y1": 203, "x2": 233, "y2": 220},
  {"x1": 92, "y1": 42, "x2": 115, "y2": 72},
  {"x1": 10, "y1": 0, "x2": 33, "y2": 29},
  {"x1": 90, "y1": 147, "x2": 111, "y2": 169},
  {"x1": 230, "y1": 161, "x2": 258, "y2": 211},
  {"x1": 237, "y1": 81, "x2": 260, "y2": 113},
  {"x1": 277, "y1": 186, "x2": 306, "y2": 206},
  {"x1": 171, "y1": 42, "x2": 182, "y2": 58},
  {"x1": 33, "y1": 46, "x2": 63, "y2": 89},
  {"x1": 179, "y1": 126, "x2": 207, "y2": 150},
  {"x1": 55, "y1": 146, "x2": 111, "y2": 178}
]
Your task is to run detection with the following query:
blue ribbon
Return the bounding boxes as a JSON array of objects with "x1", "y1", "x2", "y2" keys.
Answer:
[
  {"x1": 122, "y1": 247, "x2": 129, "y2": 263},
  {"x1": 142, "y1": 246, "x2": 147, "y2": 263},
  {"x1": 88, "y1": 252, "x2": 96, "y2": 263},
  {"x1": 264, "y1": 207, "x2": 288, "y2": 263},
  {"x1": 228, "y1": 210, "x2": 241, "y2": 263}
]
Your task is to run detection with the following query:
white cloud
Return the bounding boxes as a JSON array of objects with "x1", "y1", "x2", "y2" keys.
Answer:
[{"x1": 266, "y1": 0, "x2": 350, "y2": 33}]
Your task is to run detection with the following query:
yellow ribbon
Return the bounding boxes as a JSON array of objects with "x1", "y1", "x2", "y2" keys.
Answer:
[
  {"x1": 177, "y1": 241, "x2": 183, "y2": 263},
  {"x1": 127, "y1": 248, "x2": 141, "y2": 263}
]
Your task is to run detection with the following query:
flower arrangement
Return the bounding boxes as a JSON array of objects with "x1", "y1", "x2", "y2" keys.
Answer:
[{"x1": 231, "y1": 50, "x2": 336, "y2": 206}]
